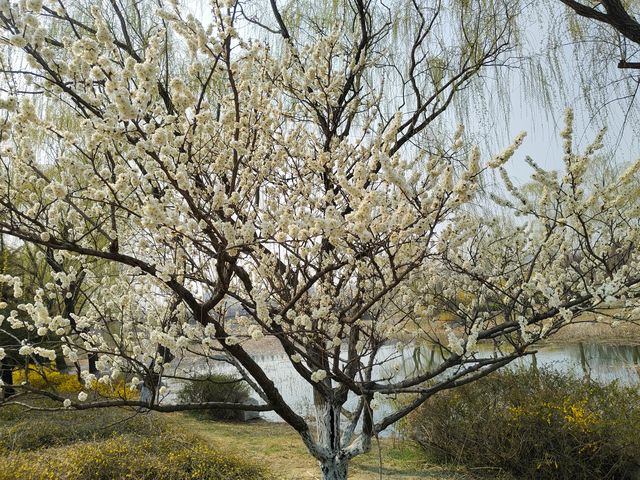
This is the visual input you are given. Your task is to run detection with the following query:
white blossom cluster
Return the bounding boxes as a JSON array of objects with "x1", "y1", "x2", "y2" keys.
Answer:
[{"x1": 0, "y1": 2, "x2": 637, "y2": 469}]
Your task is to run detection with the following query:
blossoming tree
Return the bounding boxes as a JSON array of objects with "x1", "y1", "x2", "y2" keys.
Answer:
[{"x1": 0, "y1": 1, "x2": 639, "y2": 479}]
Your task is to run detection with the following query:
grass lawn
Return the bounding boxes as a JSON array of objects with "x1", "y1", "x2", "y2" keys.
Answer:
[{"x1": 168, "y1": 414, "x2": 507, "y2": 480}]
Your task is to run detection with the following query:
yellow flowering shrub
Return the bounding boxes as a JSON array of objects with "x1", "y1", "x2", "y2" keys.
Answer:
[
  {"x1": 0, "y1": 402, "x2": 272, "y2": 480},
  {"x1": 508, "y1": 398, "x2": 598, "y2": 432},
  {"x1": 407, "y1": 367, "x2": 640, "y2": 480},
  {"x1": 0, "y1": 435, "x2": 273, "y2": 480},
  {"x1": 0, "y1": 402, "x2": 162, "y2": 451},
  {"x1": 12, "y1": 367, "x2": 138, "y2": 400}
]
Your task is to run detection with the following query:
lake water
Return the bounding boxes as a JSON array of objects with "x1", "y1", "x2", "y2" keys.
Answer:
[{"x1": 166, "y1": 342, "x2": 640, "y2": 429}]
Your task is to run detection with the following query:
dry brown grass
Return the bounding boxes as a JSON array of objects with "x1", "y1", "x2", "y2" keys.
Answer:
[{"x1": 544, "y1": 314, "x2": 640, "y2": 346}]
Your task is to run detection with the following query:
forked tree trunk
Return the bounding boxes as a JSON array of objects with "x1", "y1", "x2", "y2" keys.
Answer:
[
  {"x1": 319, "y1": 457, "x2": 349, "y2": 480},
  {"x1": 314, "y1": 391, "x2": 351, "y2": 479}
]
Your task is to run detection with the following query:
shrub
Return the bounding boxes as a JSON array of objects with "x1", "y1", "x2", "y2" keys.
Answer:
[
  {"x1": 178, "y1": 373, "x2": 251, "y2": 420},
  {"x1": 12, "y1": 366, "x2": 137, "y2": 399},
  {"x1": 0, "y1": 434, "x2": 272, "y2": 480},
  {"x1": 0, "y1": 402, "x2": 162, "y2": 451},
  {"x1": 0, "y1": 400, "x2": 273, "y2": 480},
  {"x1": 406, "y1": 367, "x2": 640, "y2": 480}
]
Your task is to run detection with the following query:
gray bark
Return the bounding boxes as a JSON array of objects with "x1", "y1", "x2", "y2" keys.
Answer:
[
  {"x1": 0, "y1": 358, "x2": 14, "y2": 399},
  {"x1": 319, "y1": 457, "x2": 349, "y2": 480},
  {"x1": 314, "y1": 392, "x2": 352, "y2": 480}
]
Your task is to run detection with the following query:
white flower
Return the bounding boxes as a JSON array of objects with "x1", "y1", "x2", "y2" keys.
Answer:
[
  {"x1": 63, "y1": 399, "x2": 72, "y2": 408},
  {"x1": 82, "y1": 373, "x2": 96, "y2": 388},
  {"x1": 370, "y1": 391, "x2": 383, "y2": 409},
  {"x1": 10, "y1": 35, "x2": 27, "y2": 48},
  {"x1": 129, "y1": 376, "x2": 141, "y2": 390},
  {"x1": 50, "y1": 182, "x2": 67, "y2": 199},
  {"x1": 249, "y1": 325, "x2": 264, "y2": 341},
  {"x1": 487, "y1": 132, "x2": 526, "y2": 168},
  {"x1": 290, "y1": 353, "x2": 303, "y2": 363},
  {"x1": 0, "y1": 348, "x2": 5, "y2": 360},
  {"x1": 18, "y1": 345, "x2": 34, "y2": 356},
  {"x1": 310, "y1": 369, "x2": 327, "y2": 383},
  {"x1": 26, "y1": 0, "x2": 43, "y2": 12},
  {"x1": 446, "y1": 331, "x2": 464, "y2": 356},
  {"x1": 39, "y1": 231, "x2": 51, "y2": 242},
  {"x1": 34, "y1": 347, "x2": 56, "y2": 361},
  {"x1": 78, "y1": 391, "x2": 88, "y2": 402},
  {"x1": 0, "y1": 97, "x2": 15, "y2": 111}
]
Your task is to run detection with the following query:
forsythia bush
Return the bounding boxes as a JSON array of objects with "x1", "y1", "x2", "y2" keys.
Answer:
[
  {"x1": 0, "y1": 402, "x2": 272, "y2": 480},
  {"x1": 0, "y1": 403, "x2": 160, "y2": 451},
  {"x1": 0, "y1": 435, "x2": 272, "y2": 480},
  {"x1": 12, "y1": 367, "x2": 138, "y2": 399},
  {"x1": 406, "y1": 367, "x2": 640, "y2": 479}
]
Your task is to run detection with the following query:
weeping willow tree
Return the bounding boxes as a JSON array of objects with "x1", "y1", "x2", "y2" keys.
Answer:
[{"x1": 546, "y1": 1, "x2": 640, "y2": 142}]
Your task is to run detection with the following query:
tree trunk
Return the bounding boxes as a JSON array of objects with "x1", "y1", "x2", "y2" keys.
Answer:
[
  {"x1": 0, "y1": 359, "x2": 15, "y2": 399},
  {"x1": 319, "y1": 457, "x2": 349, "y2": 480},
  {"x1": 88, "y1": 352, "x2": 98, "y2": 374},
  {"x1": 314, "y1": 391, "x2": 350, "y2": 479},
  {"x1": 54, "y1": 345, "x2": 68, "y2": 372}
]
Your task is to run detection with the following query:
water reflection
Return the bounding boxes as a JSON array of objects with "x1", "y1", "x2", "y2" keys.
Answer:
[
  {"x1": 522, "y1": 343, "x2": 640, "y2": 385},
  {"x1": 393, "y1": 343, "x2": 640, "y2": 383},
  {"x1": 167, "y1": 343, "x2": 640, "y2": 427}
]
